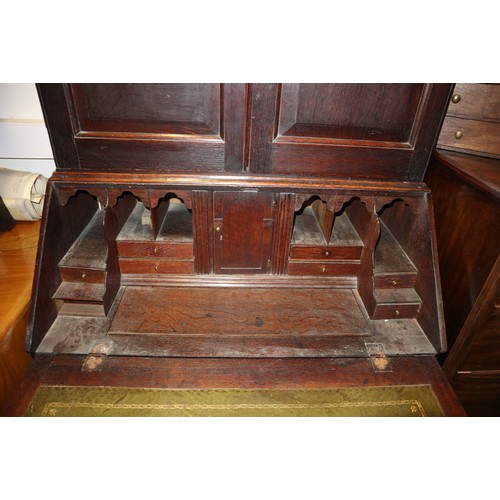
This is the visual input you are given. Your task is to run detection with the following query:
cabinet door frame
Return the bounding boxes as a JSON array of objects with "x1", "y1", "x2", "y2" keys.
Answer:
[
  {"x1": 247, "y1": 83, "x2": 453, "y2": 181},
  {"x1": 37, "y1": 83, "x2": 249, "y2": 173}
]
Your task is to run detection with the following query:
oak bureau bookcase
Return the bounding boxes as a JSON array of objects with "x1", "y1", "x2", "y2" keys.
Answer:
[{"x1": 29, "y1": 84, "x2": 453, "y2": 366}]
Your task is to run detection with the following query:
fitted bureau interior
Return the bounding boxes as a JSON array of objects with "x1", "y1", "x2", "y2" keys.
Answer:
[
  {"x1": 31, "y1": 186, "x2": 442, "y2": 359},
  {"x1": 116, "y1": 195, "x2": 195, "y2": 276},
  {"x1": 289, "y1": 197, "x2": 365, "y2": 276}
]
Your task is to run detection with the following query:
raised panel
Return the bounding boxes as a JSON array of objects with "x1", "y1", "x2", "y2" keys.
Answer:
[
  {"x1": 278, "y1": 83, "x2": 424, "y2": 142},
  {"x1": 70, "y1": 84, "x2": 221, "y2": 136}
]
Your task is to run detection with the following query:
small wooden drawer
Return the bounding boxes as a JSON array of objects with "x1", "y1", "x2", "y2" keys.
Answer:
[
  {"x1": 446, "y1": 83, "x2": 500, "y2": 122},
  {"x1": 438, "y1": 83, "x2": 500, "y2": 159},
  {"x1": 438, "y1": 116, "x2": 500, "y2": 159},
  {"x1": 372, "y1": 302, "x2": 421, "y2": 320},
  {"x1": 287, "y1": 261, "x2": 360, "y2": 276},
  {"x1": 117, "y1": 241, "x2": 193, "y2": 259},
  {"x1": 119, "y1": 259, "x2": 195, "y2": 275},
  {"x1": 290, "y1": 245, "x2": 362, "y2": 261},
  {"x1": 373, "y1": 272, "x2": 417, "y2": 288},
  {"x1": 59, "y1": 267, "x2": 106, "y2": 284}
]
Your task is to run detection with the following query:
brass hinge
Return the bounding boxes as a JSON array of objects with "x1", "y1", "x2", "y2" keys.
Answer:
[
  {"x1": 365, "y1": 342, "x2": 393, "y2": 372},
  {"x1": 82, "y1": 342, "x2": 111, "y2": 372}
]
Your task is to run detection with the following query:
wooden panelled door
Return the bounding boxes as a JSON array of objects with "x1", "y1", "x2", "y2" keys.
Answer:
[
  {"x1": 213, "y1": 191, "x2": 275, "y2": 274},
  {"x1": 247, "y1": 83, "x2": 452, "y2": 181},
  {"x1": 38, "y1": 83, "x2": 249, "y2": 172}
]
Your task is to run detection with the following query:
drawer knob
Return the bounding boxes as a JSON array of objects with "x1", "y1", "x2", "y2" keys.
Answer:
[
  {"x1": 215, "y1": 226, "x2": 221, "y2": 233},
  {"x1": 321, "y1": 265, "x2": 327, "y2": 273},
  {"x1": 153, "y1": 263, "x2": 160, "y2": 272},
  {"x1": 454, "y1": 130, "x2": 463, "y2": 140},
  {"x1": 81, "y1": 272, "x2": 86, "y2": 279},
  {"x1": 153, "y1": 246, "x2": 159, "y2": 254},
  {"x1": 451, "y1": 94, "x2": 461, "y2": 104},
  {"x1": 325, "y1": 250, "x2": 330, "y2": 256}
]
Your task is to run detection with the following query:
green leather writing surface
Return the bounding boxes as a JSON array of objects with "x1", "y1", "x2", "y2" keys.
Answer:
[{"x1": 26, "y1": 385, "x2": 444, "y2": 417}]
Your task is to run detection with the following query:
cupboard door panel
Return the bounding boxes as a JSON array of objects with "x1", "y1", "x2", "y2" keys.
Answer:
[
  {"x1": 248, "y1": 83, "x2": 452, "y2": 180},
  {"x1": 213, "y1": 191, "x2": 274, "y2": 274}
]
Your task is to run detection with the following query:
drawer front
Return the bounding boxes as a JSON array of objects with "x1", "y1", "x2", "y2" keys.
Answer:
[
  {"x1": 290, "y1": 245, "x2": 362, "y2": 261},
  {"x1": 117, "y1": 241, "x2": 193, "y2": 259},
  {"x1": 287, "y1": 261, "x2": 360, "y2": 276},
  {"x1": 119, "y1": 259, "x2": 195, "y2": 275},
  {"x1": 447, "y1": 83, "x2": 500, "y2": 122},
  {"x1": 373, "y1": 273, "x2": 417, "y2": 288},
  {"x1": 372, "y1": 302, "x2": 421, "y2": 320},
  {"x1": 60, "y1": 267, "x2": 106, "y2": 284},
  {"x1": 438, "y1": 116, "x2": 500, "y2": 158}
]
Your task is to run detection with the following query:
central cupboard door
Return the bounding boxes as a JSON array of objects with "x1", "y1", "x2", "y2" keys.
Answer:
[{"x1": 213, "y1": 191, "x2": 275, "y2": 274}]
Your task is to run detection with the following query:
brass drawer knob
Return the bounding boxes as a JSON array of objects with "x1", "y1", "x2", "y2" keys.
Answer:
[
  {"x1": 455, "y1": 130, "x2": 463, "y2": 140},
  {"x1": 451, "y1": 94, "x2": 461, "y2": 104},
  {"x1": 153, "y1": 246, "x2": 159, "y2": 254},
  {"x1": 81, "y1": 272, "x2": 86, "y2": 279},
  {"x1": 321, "y1": 265, "x2": 327, "y2": 273},
  {"x1": 153, "y1": 263, "x2": 160, "y2": 272},
  {"x1": 325, "y1": 250, "x2": 330, "y2": 256}
]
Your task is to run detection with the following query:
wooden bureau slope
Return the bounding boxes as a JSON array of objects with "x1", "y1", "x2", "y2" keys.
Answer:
[{"x1": 6, "y1": 84, "x2": 467, "y2": 416}]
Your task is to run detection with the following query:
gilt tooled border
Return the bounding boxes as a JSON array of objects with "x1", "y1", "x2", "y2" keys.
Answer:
[{"x1": 41, "y1": 399, "x2": 426, "y2": 416}]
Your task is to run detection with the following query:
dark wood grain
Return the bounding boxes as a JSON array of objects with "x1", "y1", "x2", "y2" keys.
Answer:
[
  {"x1": 27, "y1": 187, "x2": 100, "y2": 352},
  {"x1": 109, "y1": 286, "x2": 368, "y2": 337},
  {"x1": 278, "y1": 83, "x2": 423, "y2": 142},
  {"x1": 376, "y1": 195, "x2": 445, "y2": 352},
  {"x1": 70, "y1": 84, "x2": 222, "y2": 135},
  {"x1": 102, "y1": 194, "x2": 137, "y2": 313},
  {"x1": 426, "y1": 150, "x2": 500, "y2": 415},
  {"x1": 437, "y1": 83, "x2": 500, "y2": 160},
  {"x1": 119, "y1": 259, "x2": 194, "y2": 275},
  {"x1": 213, "y1": 191, "x2": 274, "y2": 274},
  {"x1": 270, "y1": 193, "x2": 295, "y2": 275},
  {"x1": 459, "y1": 277, "x2": 500, "y2": 372},
  {"x1": 24, "y1": 84, "x2": 453, "y2": 406},
  {"x1": 38, "y1": 84, "x2": 249, "y2": 173},
  {"x1": 249, "y1": 83, "x2": 452, "y2": 181},
  {"x1": 36, "y1": 84, "x2": 80, "y2": 169},
  {"x1": 426, "y1": 153, "x2": 500, "y2": 350}
]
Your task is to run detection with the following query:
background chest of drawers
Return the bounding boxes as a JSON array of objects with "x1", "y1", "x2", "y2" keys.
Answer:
[{"x1": 426, "y1": 83, "x2": 500, "y2": 416}]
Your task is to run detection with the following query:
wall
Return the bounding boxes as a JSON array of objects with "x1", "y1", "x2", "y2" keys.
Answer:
[{"x1": 0, "y1": 83, "x2": 55, "y2": 178}]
